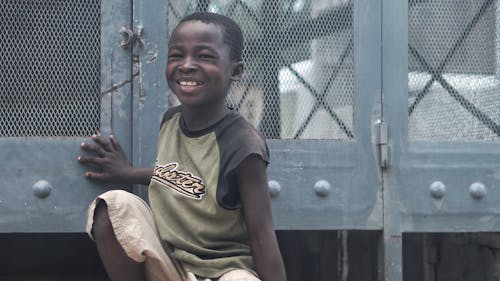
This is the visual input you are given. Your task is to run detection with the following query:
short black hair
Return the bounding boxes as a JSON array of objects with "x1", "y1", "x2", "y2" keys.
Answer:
[{"x1": 177, "y1": 12, "x2": 244, "y2": 61}]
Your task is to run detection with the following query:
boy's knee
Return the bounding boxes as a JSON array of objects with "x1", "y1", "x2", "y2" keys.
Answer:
[{"x1": 92, "y1": 201, "x2": 113, "y2": 237}]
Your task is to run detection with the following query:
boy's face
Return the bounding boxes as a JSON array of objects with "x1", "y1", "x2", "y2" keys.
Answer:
[{"x1": 166, "y1": 20, "x2": 242, "y2": 109}]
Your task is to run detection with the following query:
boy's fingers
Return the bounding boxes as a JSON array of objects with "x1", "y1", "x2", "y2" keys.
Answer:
[
  {"x1": 80, "y1": 142, "x2": 106, "y2": 157},
  {"x1": 78, "y1": 156, "x2": 104, "y2": 165},
  {"x1": 80, "y1": 142, "x2": 97, "y2": 152},
  {"x1": 109, "y1": 135, "x2": 122, "y2": 151},
  {"x1": 84, "y1": 171, "x2": 107, "y2": 181},
  {"x1": 92, "y1": 135, "x2": 112, "y2": 152},
  {"x1": 77, "y1": 155, "x2": 90, "y2": 163},
  {"x1": 80, "y1": 142, "x2": 90, "y2": 150}
]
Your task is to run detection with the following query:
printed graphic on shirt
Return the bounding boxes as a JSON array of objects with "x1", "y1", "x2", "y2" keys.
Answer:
[{"x1": 151, "y1": 162, "x2": 206, "y2": 200}]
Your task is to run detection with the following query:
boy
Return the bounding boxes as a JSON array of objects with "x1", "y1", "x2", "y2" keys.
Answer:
[{"x1": 78, "y1": 12, "x2": 287, "y2": 281}]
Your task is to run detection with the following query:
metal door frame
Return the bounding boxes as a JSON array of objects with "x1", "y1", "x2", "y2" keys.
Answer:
[{"x1": 131, "y1": 0, "x2": 170, "y2": 199}]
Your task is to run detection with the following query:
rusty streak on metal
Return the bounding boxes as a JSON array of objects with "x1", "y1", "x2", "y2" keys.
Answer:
[{"x1": 101, "y1": 71, "x2": 140, "y2": 96}]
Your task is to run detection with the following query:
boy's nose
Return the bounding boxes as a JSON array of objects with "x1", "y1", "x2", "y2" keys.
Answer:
[{"x1": 178, "y1": 57, "x2": 197, "y2": 72}]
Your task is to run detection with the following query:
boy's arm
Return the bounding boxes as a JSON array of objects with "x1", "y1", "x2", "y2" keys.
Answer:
[
  {"x1": 235, "y1": 154, "x2": 287, "y2": 281},
  {"x1": 78, "y1": 135, "x2": 153, "y2": 185}
]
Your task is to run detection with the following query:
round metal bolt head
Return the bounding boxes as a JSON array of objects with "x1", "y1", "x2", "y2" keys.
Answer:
[
  {"x1": 429, "y1": 181, "x2": 446, "y2": 199},
  {"x1": 469, "y1": 182, "x2": 487, "y2": 200},
  {"x1": 33, "y1": 180, "x2": 52, "y2": 198},
  {"x1": 268, "y1": 180, "x2": 281, "y2": 198},
  {"x1": 314, "y1": 180, "x2": 331, "y2": 197}
]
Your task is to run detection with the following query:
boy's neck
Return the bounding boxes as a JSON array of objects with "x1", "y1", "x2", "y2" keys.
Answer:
[{"x1": 180, "y1": 103, "x2": 231, "y2": 131}]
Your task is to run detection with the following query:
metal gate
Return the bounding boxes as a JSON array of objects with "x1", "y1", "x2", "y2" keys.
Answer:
[
  {"x1": 0, "y1": 0, "x2": 133, "y2": 232},
  {"x1": 384, "y1": 0, "x2": 500, "y2": 280},
  {"x1": 141, "y1": 0, "x2": 499, "y2": 280}
]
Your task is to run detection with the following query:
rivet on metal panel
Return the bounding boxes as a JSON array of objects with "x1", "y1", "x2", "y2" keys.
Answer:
[
  {"x1": 469, "y1": 182, "x2": 487, "y2": 200},
  {"x1": 429, "y1": 181, "x2": 446, "y2": 199},
  {"x1": 268, "y1": 180, "x2": 281, "y2": 198},
  {"x1": 314, "y1": 180, "x2": 331, "y2": 197},
  {"x1": 33, "y1": 180, "x2": 52, "y2": 198}
]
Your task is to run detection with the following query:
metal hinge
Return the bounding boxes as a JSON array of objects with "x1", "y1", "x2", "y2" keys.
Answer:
[{"x1": 375, "y1": 119, "x2": 389, "y2": 169}]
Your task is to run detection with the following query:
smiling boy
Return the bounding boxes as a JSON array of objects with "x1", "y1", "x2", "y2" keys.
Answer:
[{"x1": 79, "y1": 12, "x2": 286, "y2": 281}]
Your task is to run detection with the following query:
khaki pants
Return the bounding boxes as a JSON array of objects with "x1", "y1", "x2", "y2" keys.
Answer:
[{"x1": 86, "y1": 190, "x2": 260, "y2": 281}]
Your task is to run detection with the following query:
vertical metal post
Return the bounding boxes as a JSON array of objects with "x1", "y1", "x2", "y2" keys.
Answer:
[
  {"x1": 496, "y1": 0, "x2": 500, "y2": 79},
  {"x1": 131, "y1": 0, "x2": 170, "y2": 198},
  {"x1": 382, "y1": 0, "x2": 408, "y2": 279},
  {"x1": 260, "y1": 1, "x2": 281, "y2": 139},
  {"x1": 423, "y1": 234, "x2": 438, "y2": 281},
  {"x1": 339, "y1": 230, "x2": 349, "y2": 281},
  {"x1": 383, "y1": 234, "x2": 403, "y2": 281}
]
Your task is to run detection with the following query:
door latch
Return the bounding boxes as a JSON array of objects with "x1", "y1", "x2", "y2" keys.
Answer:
[
  {"x1": 119, "y1": 25, "x2": 143, "y2": 49},
  {"x1": 375, "y1": 120, "x2": 389, "y2": 169}
]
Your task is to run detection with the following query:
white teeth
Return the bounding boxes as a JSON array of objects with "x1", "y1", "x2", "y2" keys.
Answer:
[{"x1": 179, "y1": 81, "x2": 200, "y2": 86}]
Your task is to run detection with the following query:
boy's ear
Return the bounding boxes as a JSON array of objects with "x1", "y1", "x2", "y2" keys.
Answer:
[{"x1": 230, "y1": 61, "x2": 244, "y2": 81}]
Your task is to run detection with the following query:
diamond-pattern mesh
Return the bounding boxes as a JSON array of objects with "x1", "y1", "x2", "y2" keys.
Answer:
[
  {"x1": 0, "y1": 0, "x2": 101, "y2": 137},
  {"x1": 167, "y1": 0, "x2": 355, "y2": 140},
  {"x1": 408, "y1": 0, "x2": 500, "y2": 141}
]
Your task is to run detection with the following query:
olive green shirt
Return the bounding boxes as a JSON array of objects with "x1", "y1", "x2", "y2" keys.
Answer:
[{"x1": 149, "y1": 106, "x2": 269, "y2": 278}]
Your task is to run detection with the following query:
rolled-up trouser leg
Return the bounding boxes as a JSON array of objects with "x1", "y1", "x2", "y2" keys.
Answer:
[{"x1": 86, "y1": 190, "x2": 185, "y2": 281}]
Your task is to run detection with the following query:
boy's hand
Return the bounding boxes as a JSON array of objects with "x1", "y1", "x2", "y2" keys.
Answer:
[{"x1": 78, "y1": 135, "x2": 134, "y2": 183}]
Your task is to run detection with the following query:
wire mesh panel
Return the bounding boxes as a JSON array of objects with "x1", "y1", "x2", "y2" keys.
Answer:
[
  {"x1": 408, "y1": 0, "x2": 500, "y2": 141},
  {"x1": 0, "y1": 0, "x2": 101, "y2": 137},
  {"x1": 166, "y1": 0, "x2": 355, "y2": 140}
]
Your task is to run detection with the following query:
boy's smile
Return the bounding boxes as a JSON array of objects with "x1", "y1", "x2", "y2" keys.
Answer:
[
  {"x1": 176, "y1": 79, "x2": 205, "y2": 94},
  {"x1": 166, "y1": 20, "x2": 242, "y2": 109}
]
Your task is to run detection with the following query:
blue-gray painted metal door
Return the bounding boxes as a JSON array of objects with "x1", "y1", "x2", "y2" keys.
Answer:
[
  {"x1": 383, "y1": 0, "x2": 500, "y2": 280},
  {"x1": 132, "y1": 0, "x2": 383, "y2": 230},
  {"x1": 0, "y1": 1, "x2": 133, "y2": 232}
]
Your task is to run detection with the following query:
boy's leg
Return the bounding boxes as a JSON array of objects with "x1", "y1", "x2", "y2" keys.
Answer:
[
  {"x1": 93, "y1": 201, "x2": 145, "y2": 281},
  {"x1": 87, "y1": 190, "x2": 185, "y2": 281}
]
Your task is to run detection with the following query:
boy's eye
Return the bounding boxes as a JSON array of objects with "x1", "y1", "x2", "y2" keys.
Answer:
[
  {"x1": 199, "y1": 53, "x2": 215, "y2": 59},
  {"x1": 168, "y1": 53, "x2": 183, "y2": 60}
]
